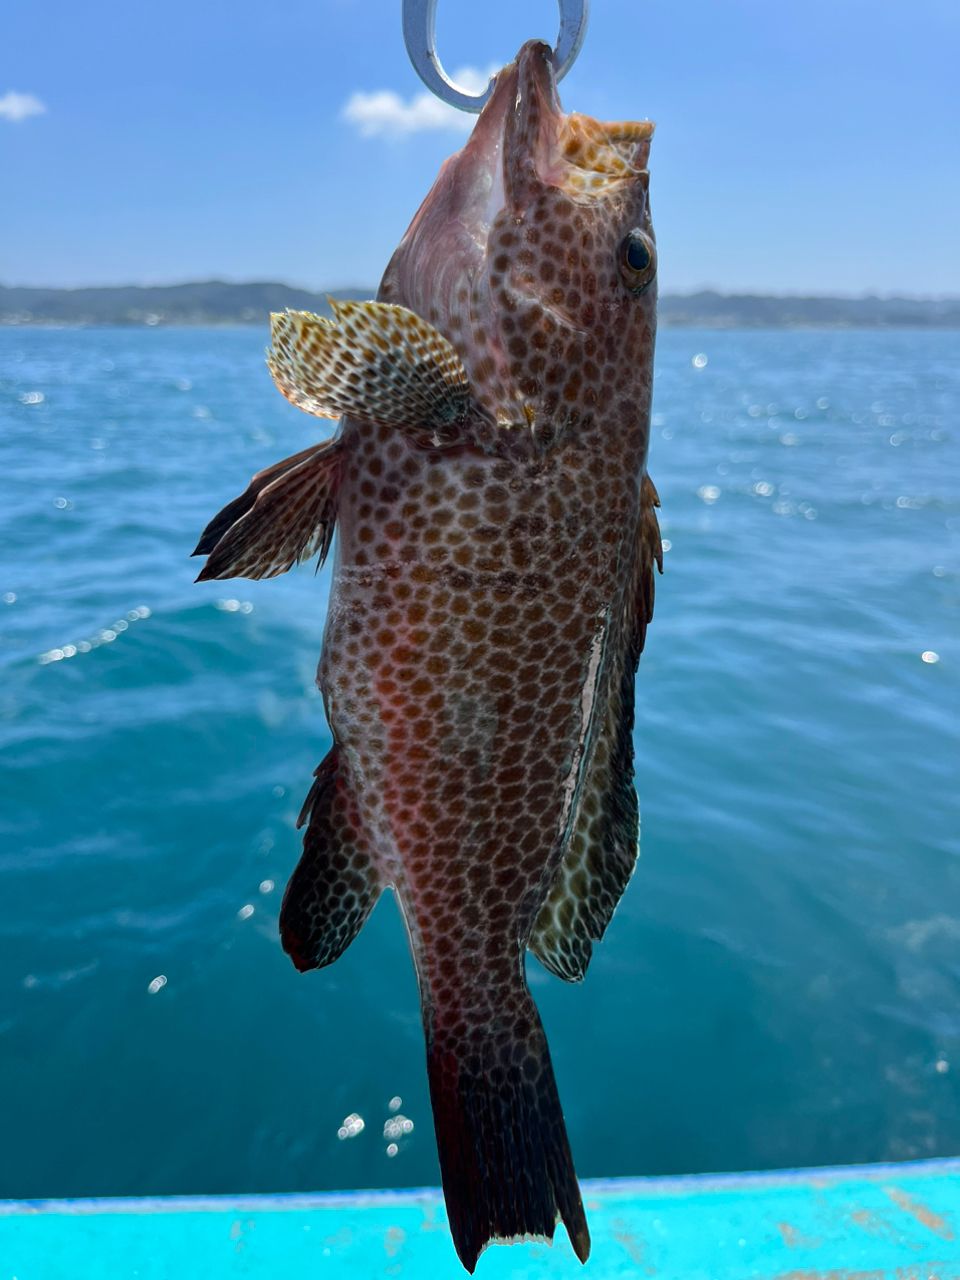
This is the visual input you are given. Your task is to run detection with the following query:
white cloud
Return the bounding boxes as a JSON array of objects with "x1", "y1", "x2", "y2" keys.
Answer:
[
  {"x1": 0, "y1": 90, "x2": 46, "y2": 123},
  {"x1": 342, "y1": 66, "x2": 496, "y2": 139}
]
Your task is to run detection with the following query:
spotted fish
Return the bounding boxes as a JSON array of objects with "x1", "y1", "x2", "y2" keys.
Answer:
[{"x1": 194, "y1": 39, "x2": 661, "y2": 1272}]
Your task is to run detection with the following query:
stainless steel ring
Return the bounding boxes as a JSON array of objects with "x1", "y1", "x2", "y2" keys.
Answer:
[{"x1": 402, "y1": 0, "x2": 590, "y2": 113}]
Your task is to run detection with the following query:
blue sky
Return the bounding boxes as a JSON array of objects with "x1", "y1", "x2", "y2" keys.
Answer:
[{"x1": 1, "y1": 0, "x2": 957, "y2": 294}]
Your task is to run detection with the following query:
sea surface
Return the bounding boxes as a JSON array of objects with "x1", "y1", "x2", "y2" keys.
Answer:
[{"x1": 1, "y1": 326, "x2": 958, "y2": 1201}]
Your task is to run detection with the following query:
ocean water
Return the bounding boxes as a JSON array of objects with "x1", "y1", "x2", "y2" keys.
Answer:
[{"x1": 1, "y1": 326, "x2": 958, "y2": 1201}]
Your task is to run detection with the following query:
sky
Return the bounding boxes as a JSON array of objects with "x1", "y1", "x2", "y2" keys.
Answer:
[{"x1": 1, "y1": 0, "x2": 958, "y2": 295}]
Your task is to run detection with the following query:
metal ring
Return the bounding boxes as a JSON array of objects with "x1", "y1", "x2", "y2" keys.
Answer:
[{"x1": 402, "y1": 0, "x2": 590, "y2": 114}]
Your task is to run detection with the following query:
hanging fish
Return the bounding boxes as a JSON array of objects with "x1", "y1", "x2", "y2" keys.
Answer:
[{"x1": 194, "y1": 38, "x2": 661, "y2": 1272}]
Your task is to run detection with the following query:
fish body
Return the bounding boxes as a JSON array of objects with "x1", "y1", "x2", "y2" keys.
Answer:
[{"x1": 195, "y1": 41, "x2": 660, "y2": 1271}]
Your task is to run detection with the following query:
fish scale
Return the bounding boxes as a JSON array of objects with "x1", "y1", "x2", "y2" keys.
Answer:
[{"x1": 194, "y1": 39, "x2": 660, "y2": 1273}]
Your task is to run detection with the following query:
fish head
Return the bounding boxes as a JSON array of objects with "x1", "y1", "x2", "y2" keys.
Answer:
[{"x1": 379, "y1": 39, "x2": 656, "y2": 437}]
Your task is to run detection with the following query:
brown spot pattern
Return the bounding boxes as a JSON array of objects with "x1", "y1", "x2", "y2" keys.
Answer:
[{"x1": 197, "y1": 37, "x2": 662, "y2": 1275}]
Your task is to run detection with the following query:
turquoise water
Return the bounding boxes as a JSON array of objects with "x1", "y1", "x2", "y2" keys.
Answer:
[{"x1": 1, "y1": 326, "x2": 957, "y2": 1200}]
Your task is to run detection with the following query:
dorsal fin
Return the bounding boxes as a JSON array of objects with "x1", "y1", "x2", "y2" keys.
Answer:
[{"x1": 529, "y1": 474, "x2": 662, "y2": 982}]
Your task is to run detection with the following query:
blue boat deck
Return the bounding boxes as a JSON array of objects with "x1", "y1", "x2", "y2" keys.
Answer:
[{"x1": 3, "y1": 1159, "x2": 959, "y2": 1278}]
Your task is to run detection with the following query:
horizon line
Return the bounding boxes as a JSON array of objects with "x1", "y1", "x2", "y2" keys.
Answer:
[{"x1": 2, "y1": 279, "x2": 960, "y2": 303}]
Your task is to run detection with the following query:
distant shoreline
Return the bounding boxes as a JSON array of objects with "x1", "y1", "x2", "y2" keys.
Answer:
[
  {"x1": 6, "y1": 317, "x2": 960, "y2": 332},
  {"x1": 3, "y1": 281, "x2": 959, "y2": 329}
]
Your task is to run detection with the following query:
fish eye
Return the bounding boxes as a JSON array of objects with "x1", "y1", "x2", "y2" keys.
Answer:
[
  {"x1": 626, "y1": 239, "x2": 650, "y2": 271},
  {"x1": 619, "y1": 229, "x2": 656, "y2": 293}
]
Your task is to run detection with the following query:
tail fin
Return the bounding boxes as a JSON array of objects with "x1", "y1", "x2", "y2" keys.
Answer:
[{"x1": 426, "y1": 990, "x2": 590, "y2": 1272}]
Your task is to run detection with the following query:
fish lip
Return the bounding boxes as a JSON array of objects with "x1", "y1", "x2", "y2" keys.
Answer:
[
  {"x1": 484, "y1": 41, "x2": 652, "y2": 203},
  {"x1": 472, "y1": 39, "x2": 559, "y2": 139},
  {"x1": 462, "y1": 40, "x2": 561, "y2": 212},
  {"x1": 505, "y1": 41, "x2": 563, "y2": 203},
  {"x1": 514, "y1": 38, "x2": 563, "y2": 121}
]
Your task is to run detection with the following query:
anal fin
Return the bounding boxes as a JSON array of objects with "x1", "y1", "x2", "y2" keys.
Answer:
[
  {"x1": 280, "y1": 746, "x2": 382, "y2": 972},
  {"x1": 193, "y1": 436, "x2": 341, "y2": 581},
  {"x1": 530, "y1": 474, "x2": 662, "y2": 982}
]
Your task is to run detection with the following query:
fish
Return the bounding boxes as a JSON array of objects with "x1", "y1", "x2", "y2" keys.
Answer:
[{"x1": 193, "y1": 38, "x2": 661, "y2": 1272}]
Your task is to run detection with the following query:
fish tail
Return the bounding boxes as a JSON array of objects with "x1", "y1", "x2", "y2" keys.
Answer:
[{"x1": 425, "y1": 986, "x2": 590, "y2": 1272}]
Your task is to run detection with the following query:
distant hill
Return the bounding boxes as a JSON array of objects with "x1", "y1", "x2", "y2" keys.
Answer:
[
  {"x1": 0, "y1": 282, "x2": 370, "y2": 327},
  {"x1": 659, "y1": 291, "x2": 960, "y2": 329},
  {"x1": 2, "y1": 281, "x2": 959, "y2": 328}
]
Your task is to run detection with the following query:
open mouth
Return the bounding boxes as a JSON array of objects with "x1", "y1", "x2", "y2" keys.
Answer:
[{"x1": 479, "y1": 41, "x2": 653, "y2": 201}]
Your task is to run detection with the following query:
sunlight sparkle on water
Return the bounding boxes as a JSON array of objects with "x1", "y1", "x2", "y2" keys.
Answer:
[
  {"x1": 337, "y1": 1114, "x2": 365, "y2": 1140},
  {"x1": 38, "y1": 605, "x2": 152, "y2": 663},
  {"x1": 383, "y1": 1115, "x2": 414, "y2": 1140}
]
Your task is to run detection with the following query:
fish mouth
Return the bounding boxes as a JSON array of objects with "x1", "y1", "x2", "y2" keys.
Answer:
[
  {"x1": 472, "y1": 40, "x2": 654, "y2": 205},
  {"x1": 377, "y1": 40, "x2": 654, "y2": 339}
]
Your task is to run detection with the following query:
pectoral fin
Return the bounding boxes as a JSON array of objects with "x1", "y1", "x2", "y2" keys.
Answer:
[
  {"x1": 268, "y1": 301, "x2": 471, "y2": 446},
  {"x1": 193, "y1": 437, "x2": 342, "y2": 581}
]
